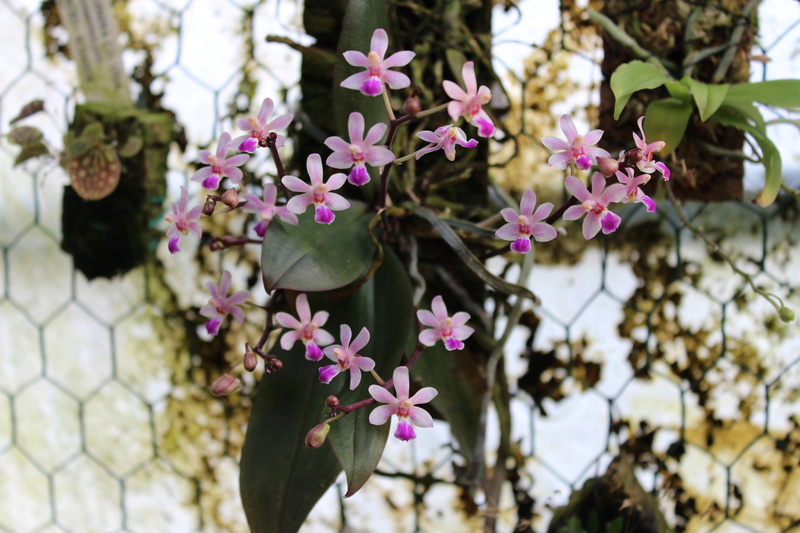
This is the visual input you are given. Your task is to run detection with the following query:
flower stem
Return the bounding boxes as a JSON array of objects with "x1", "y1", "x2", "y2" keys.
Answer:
[
  {"x1": 414, "y1": 102, "x2": 449, "y2": 120},
  {"x1": 381, "y1": 88, "x2": 396, "y2": 122},
  {"x1": 369, "y1": 369, "x2": 385, "y2": 386}
]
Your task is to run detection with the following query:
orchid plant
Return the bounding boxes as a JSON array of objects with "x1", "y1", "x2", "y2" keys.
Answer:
[{"x1": 163, "y1": 24, "x2": 674, "y2": 533}]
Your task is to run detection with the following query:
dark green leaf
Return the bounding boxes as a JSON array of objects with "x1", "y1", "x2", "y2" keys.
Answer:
[
  {"x1": 610, "y1": 61, "x2": 670, "y2": 119},
  {"x1": 239, "y1": 343, "x2": 343, "y2": 533},
  {"x1": 13, "y1": 142, "x2": 49, "y2": 166},
  {"x1": 241, "y1": 248, "x2": 414, "y2": 532},
  {"x1": 711, "y1": 107, "x2": 782, "y2": 207},
  {"x1": 333, "y1": 0, "x2": 390, "y2": 200},
  {"x1": 411, "y1": 343, "x2": 483, "y2": 463},
  {"x1": 684, "y1": 77, "x2": 728, "y2": 121},
  {"x1": 327, "y1": 247, "x2": 414, "y2": 496},
  {"x1": 407, "y1": 205, "x2": 538, "y2": 302},
  {"x1": 644, "y1": 98, "x2": 692, "y2": 156},
  {"x1": 724, "y1": 80, "x2": 800, "y2": 109},
  {"x1": 261, "y1": 202, "x2": 377, "y2": 292}
]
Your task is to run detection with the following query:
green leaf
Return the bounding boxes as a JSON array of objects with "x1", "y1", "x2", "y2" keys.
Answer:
[
  {"x1": 684, "y1": 77, "x2": 729, "y2": 121},
  {"x1": 723, "y1": 80, "x2": 800, "y2": 109},
  {"x1": 643, "y1": 98, "x2": 693, "y2": 156},
  {"x1": 715, "y1": 101, "x2": 766, "y2": 133},
  {"x1": 326, "y1": 247, "x2": 414, "y2": 496},
  {"x1": 406, "y1": 204, "x2": 538, "y2": 302},
  {"x1": 610, "y1": 61, "x2": 670, "y2": 119},
  {"x1": 8, "y1": 125, "x2": 43, "y2": 145},
  {"x1": 664, "y1": 80, "x2": 690, "y2": 103},
  {"x1": 333, "y1": 0, "x2": 389, "y2": 200},
  {"x1": 241, "y1": 248, "x2": 414, "y2": 532},
  {"x1": 411, "y1": 343, "x2": 483, "y2": 463},
  {"x1": 13, "y1": 142, "x2": 49, "y2": 166},
  {"x1": 239, "y1": 342, "x2": 343, "y2": 533},
  {"x1": 711, "y1": 107, "x2": 783, "y2": 207},
  {"x1": 261, "y1": 202, "x2": 377, "y2": 292}
]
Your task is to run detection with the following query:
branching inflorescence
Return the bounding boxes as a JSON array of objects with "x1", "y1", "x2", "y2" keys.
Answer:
[{"x1": 165, "y1": 28, "x2": 670, "y2": 453}]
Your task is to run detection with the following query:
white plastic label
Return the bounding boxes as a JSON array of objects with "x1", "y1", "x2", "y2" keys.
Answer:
[{"x1": 54, "y1": 0, "x2": 131, "y2": 107}]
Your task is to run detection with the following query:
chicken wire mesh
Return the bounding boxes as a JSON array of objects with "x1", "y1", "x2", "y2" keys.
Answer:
[{"x1": 0, "y1": 0, "x2": 799, "y2": 532}]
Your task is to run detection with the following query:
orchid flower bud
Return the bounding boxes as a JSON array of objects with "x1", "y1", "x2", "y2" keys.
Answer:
[
  {"x1": 305, "y1": 423, "x2": 331, "y2": 448},
  {"x1": 221, "y1": 188, "x2": 239, "y2": 208},
  {"x1": 210, "y1": 374, "x2": 241, "y2": 396}
]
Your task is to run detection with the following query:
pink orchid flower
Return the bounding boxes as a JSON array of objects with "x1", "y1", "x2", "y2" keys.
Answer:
[
  {"x1": 241, "y1": 183, "x2": 298, "y2": 237},
  {"x1": 631, "y1": 116, "x2": 670, "y2": 180},
  {"x1": 274, "y1": 293, "x2": 335, "y2": 361},
  {"x1": 542, "y1": 114, "x2": 610, "y2": 171},
  {"x1": 495, "y1": 190, "x2": 557, "y2": 253},
  {"x1": 368, "y1": 366, "x2": 438, "y2": 442},
  {"x1": 324, "y1": 112, "x2": 395, "y2": 186},
  {"x1": 199, "y1": 270, "x2": 249, "y2": 336},
  {"x1": 341, "y1": 28, "x2": 415, "y2": 97},
  {"x1": 563, "y1": 173, "x2": 626, "y2": 240},
  {"x1": 232, "y1": 97, "x2": 293, "y2": 153},
  {"x1": 415, "y1": 125, "x2": 478, "y2": 161},
  {"x1": 319, "y1": 325, "x2": 376, "y2": 390},
  {"x1": 191, "y1": 132, "x2": 250, "y2": 190},
  {"x1": 165, "y1": 186, "x2": 203, "y2": 254},
  {"x1": 615, "y1": 168, "x2": 656, "y2": 212},
  {"x1": 443, "y1": 61, "x2": 494, "y2": 137},
  {"x1": 417, "y1": 295, "x2": 474, "y2": 351},
  {"x1": 282, "y1": 154, "x2": 350, "y2": 225}
]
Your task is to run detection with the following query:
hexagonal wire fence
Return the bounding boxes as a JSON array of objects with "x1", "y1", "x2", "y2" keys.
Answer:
[{"x1": 1, "y1": 0, "x2": 799, "y2": 532}]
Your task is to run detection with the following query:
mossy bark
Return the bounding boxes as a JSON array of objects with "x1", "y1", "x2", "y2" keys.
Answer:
[{"x1": 599, "y1": 0, "x2": 756, "y2": 201}]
